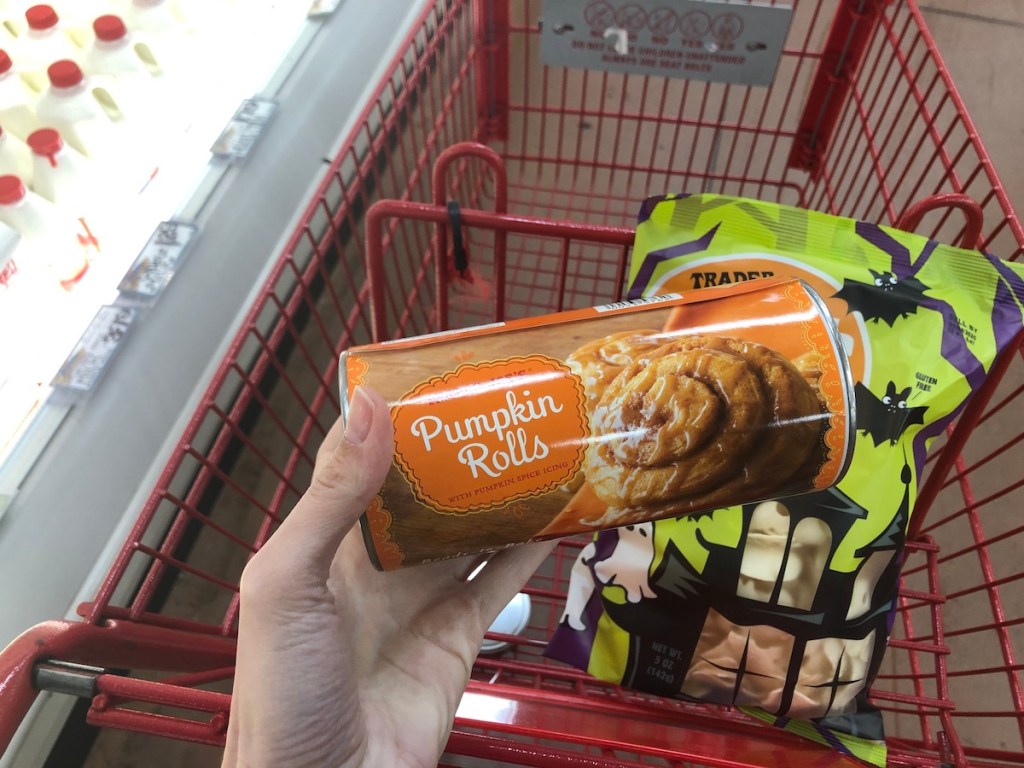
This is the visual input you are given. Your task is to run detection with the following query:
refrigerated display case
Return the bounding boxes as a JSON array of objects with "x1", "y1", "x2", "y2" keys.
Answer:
[
  {"x1": 0, "y1": 1, "x2": 433, "y2": 764},
  {"x1": 0, "y1": 0, "x2": 324, "y2": 486}
]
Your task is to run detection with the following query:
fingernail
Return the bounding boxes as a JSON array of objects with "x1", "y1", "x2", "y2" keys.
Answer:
[{"x1": 345, "y1": 386, "x2": 374, "y2": 445}]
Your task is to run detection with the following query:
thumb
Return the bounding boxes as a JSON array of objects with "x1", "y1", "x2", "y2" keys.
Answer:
[{"x1": 266, "y1": 386, "x2": 394, "y2": 579}]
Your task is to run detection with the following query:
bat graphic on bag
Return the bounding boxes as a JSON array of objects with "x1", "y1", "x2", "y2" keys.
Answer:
[
  {"x1": 853, "y1": 381, "x2": 928, "y2": 447},
  {"x1": 833, "y1": 269, "x2": 930, "y2": 327}
]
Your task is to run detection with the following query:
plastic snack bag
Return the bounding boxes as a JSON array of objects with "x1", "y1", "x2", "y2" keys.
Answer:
[{"x1": 545, "y1": 194, "x2": 1024, "y2": 766}]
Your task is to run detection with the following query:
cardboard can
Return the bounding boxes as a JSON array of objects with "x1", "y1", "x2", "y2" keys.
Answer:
[{"x1": 341, "y1": 278, "x2": 855, "y2": 570}]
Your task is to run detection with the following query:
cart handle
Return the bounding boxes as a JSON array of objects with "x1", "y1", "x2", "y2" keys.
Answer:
[
  {"x1": 0, "y1": 619, "x2": 236, "y2": 757},
  {"x1": 365, "y1": 199, "x2": 634, "y2": 342},
  {"x1": 431, "y1": 142, "x2": 508, "y2": 211},
  {"x1": 896, "y1": 193, "x2": 984, "y2": 250},
  {"x1": 431, "y1": 142, "x2": 510, "y2": 330}
]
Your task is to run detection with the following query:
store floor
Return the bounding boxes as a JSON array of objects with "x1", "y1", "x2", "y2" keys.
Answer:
[{"x1": 73, "y1": 4, "x2": 1024, "y2": 767}]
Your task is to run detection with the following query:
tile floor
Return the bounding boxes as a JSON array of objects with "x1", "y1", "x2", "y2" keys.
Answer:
[
  {"x1": 919, "y1": 1, "x2": 1024, "y2": 215},
  {"x1": 69, "y1": 2, "x2": 1024, "y2": 767}
]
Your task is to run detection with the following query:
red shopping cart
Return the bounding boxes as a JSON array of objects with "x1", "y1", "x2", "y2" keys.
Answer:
[{"x1": 2, "y1": 1, "x2": 1024, "y2": 766}]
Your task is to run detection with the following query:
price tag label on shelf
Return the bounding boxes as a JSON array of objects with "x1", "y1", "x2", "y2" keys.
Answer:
[
  {"x1": 212, "y1": 97, "x2": 279, "y2": 161},
  {"x1": 52, "y1": 306, "x2": 138, "y2": 393},
  {"x1": 118, "y1": 221, "x2": 199, "y2": 300},
  {"x1": 308, "y1": 0, "x2": 341, "y2": 17}
]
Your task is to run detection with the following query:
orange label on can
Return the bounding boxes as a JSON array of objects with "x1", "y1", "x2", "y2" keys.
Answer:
[
  {"x1": 345, "y1": 277, "x2": 856, "y2": 569},
  {"x1": 391, "y1": 355, "x2": 590, "y2": 514},
  {"x1": 782, "y1": 281, "x2": 850, "y2": 489}
]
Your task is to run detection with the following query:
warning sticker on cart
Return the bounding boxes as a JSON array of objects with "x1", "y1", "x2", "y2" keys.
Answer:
[{"x1": 541, "y1": 0, "x2": 792, "y2": 87}]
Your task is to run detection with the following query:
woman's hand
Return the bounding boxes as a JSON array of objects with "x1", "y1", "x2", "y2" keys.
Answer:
[{"x1": 222, "y1": 387, "x2": 554, "y2": 768}]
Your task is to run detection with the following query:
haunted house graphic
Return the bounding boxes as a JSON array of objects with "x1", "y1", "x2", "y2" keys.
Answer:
[{"x1": 554, "y1": 463, "x2": 910, "y2": 719}]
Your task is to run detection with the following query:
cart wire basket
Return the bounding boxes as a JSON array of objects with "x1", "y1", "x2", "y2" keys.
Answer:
[{"x1": 2, "y1": 1, "x2": 1024, "y2": 766}]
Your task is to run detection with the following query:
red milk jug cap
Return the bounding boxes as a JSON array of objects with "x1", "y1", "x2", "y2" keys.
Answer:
[
  {"x1": 47, "y1": 60, "x2": 84, "y2": 88},
  {"x1": 28, "y1": 128, "x2": 64, "y2": 157},
  {"x1": 26, "y1": 5, "x2": 59, "y2": 31},
  {"x1": 0, "y1": 175, "x2": 28, "y2": 204},
  {"x1": 93, "y1": 14, "x2": 128, "y2": 42}
]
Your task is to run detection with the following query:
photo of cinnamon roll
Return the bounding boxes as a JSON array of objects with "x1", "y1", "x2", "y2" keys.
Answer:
[
  {"x1": 792, "y1": 350, "x2": 822, "y2": 384},
  {"x1": 565, "y1": 329, "x2": 668, "y2": 411},
  {"x1": 548, "y1": 334, "x2": 823, "y2": 532},
  {"x1": 559, "y1": 330, "x2": 673, "y2": 494},
  {"x1": 792, "y1": 350, "x2": 826, "y2": 405}
]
